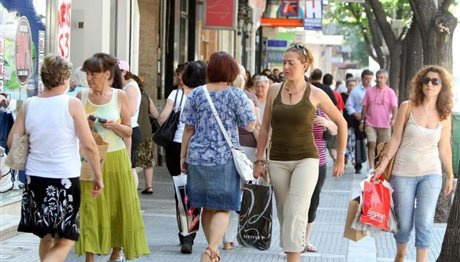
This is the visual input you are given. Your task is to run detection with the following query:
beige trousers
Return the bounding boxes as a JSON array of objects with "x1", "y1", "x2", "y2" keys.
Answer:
[{"x1": 268, "y1": 158, "x2": 319, "y2": 252}]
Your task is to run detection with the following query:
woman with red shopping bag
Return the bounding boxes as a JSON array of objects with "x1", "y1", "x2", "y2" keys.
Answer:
[{"x1": 373, "y1": 65, "x2": 455, "y2": 262}]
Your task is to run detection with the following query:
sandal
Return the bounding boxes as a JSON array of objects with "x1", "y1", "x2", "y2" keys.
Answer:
[
  {"x1": 141, "y1": 187, "x2": 153, "y2": 195},
  {"x1": 302, "y1": 242, "x2": 318, "y2": 253},
  {"x1": 200, "y1": 248, "x2": 220, "y2": 262},
  {"x1": 223, "y1": 241, "x2": 234, "y2": 250}
]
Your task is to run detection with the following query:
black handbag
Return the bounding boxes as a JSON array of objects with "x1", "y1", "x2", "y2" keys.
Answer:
[
  {"x1": 237, "y1": 180, "x2": 273, "y2": 250},
  {"x1": 153, "y1": 90, "x2": 184, "y2": 147},
  {"x1": 149, "y1": 116, "x2": 160, "y2": 134}
]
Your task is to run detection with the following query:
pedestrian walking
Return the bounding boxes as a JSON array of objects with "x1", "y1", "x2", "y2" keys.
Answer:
[
  {"x1": 131, "y1": 74, "x2": 159, "y2": 194},
  {"x1": 180, "y1": 51, "x2": 256, "y2": 262},
  {"x1": 323, "y1": 73, "x2": 344, "y2": 162},
  {"x1": 373, "y1": 65, "x2": 455, "y2": 262},
  {"x1": 253, "y1": 43, "x2": 347, "y2": 262},
  {"x1": 361, "y1": 69, "x2": 398, "y2": 170},
  {"x1": 75, "y1": 53, "x2": 150, "y2": 261},
  {"x1": 8, "y1": 55, "x2": 104, "y2": 262},
  {"x1": 254, "y1": 75, "x2": 270, "y2": 118},
  {"x1": 159, "y1": 60, "x2": 207, "y2": 254},
  {"x1": 304, "y1": 108, "x2": 337, "y2": 253},
  {"x1": 345, "y1": 69, "x2": 373, "y2": 174},
  {"x1": 118, "y1": 60, "x2": 142, "y2": 189},
  {"x1": 342, "y1": 79, "x2": 357, "y2": 165}
]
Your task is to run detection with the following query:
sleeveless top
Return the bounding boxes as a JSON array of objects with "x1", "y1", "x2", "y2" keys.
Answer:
[
  {"x1": 137, "y1": 93, "x2": 153, "y2": 142},
  {"x1": 393, "y1": 114, "x2": 442, "y2": 176},
  {"x1": 25, "y1": 95, "x2": 81, "y2": 178},
  {"x1": 270, "y1": 83, "x2": 319, "y2": 161},
  {"x1": 124, "y1": 79, "x2": 141, "y2": 128},
  {"x1": 81, "y1": 89, "x2": 126, "y2": 152}
]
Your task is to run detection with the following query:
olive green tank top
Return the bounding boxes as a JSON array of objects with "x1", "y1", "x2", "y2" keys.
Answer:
[{"x1": 270, "y1": 82, "x2": 319, "y2": 161}]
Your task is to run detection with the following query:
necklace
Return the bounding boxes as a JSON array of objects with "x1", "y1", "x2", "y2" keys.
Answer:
[{"x1": 284, "y1": 83, "x2": 307, "y2": 103}]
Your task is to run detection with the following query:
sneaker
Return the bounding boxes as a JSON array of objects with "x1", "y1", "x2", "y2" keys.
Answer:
[{"x1": 181, "y1": 239, "x2": 193, "y2": 254}]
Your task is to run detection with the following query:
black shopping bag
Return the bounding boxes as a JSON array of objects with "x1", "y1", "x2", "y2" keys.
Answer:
[
  {"x1": 237, "y1": 181, "x2": 273, "y2": 250},
  {"x1": 172, "y1": 173, "x2": 200, "y2": 235}
]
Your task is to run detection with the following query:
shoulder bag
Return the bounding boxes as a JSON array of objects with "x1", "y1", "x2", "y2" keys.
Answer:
[
  {"x1": 375, "y1": 101, "x2": 412, "y2": 181},
  {"x1": 153, "y1": 90, "x2": 184, "y2": 147},
  {"x1": 203, "y1": 86, "x2": 254, "y2": 182},
  {"x1": 5, "y1": 100, "x2": 30, "y2": 170}
]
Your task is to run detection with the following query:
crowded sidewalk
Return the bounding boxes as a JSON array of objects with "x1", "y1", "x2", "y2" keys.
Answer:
[{"x1": 0, "y1": 161, "x2": 446, "y2": 262}]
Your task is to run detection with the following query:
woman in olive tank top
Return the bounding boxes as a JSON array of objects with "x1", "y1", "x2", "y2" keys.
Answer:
[{"x1": 253, "y1": 43, "x2": 347, "y2": 262}]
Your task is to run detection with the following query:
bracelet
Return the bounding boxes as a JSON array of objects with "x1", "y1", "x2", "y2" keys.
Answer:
[{"x1": 254, "y1": 159, "x2": 267, "y2": 165}]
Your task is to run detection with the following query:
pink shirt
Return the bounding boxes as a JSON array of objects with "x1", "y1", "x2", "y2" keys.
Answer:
[{"x1": 362, "y1": 85, "x2": 398, "y2": 128}]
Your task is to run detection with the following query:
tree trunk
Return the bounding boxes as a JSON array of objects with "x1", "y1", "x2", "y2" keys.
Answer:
[
  {"x1": 437, "y1": 178, "x2": 460, "y2": 261},
  {"x1": 435, "y1": 172, "x2": 454, "y2": 223},
  {"x1": 399, "y1": 21, "x2": 423, "y2": 102}
]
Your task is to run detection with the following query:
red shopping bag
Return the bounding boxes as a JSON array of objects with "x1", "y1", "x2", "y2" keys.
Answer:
[{"x1": 359, "y1": 177, "x2": 391, "y2": 231}]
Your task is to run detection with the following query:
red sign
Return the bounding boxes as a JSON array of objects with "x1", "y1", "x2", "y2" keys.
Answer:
[
  {"x1": 15, "y1": 17, "x2": 33, "y2": 87},
  {"x1": 205, "y1": 0, "x2": 236, "y2": 29},
  {"x1": 58, "y1": 0, "x2": 71, "y2": 58}
]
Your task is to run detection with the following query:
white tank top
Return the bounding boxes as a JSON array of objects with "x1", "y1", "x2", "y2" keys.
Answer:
[
  {"x1": 393, "y1": 114, "x2": 442, "y2": 177},
  {"x1": 25, "y1": 95, "x2": 81, "y2": 178},
  {"x1": 123, "y1": 79, "x2": 141, "y2": 128}
]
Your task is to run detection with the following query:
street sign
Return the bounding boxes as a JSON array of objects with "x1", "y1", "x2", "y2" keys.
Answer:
[
  {"x1": 304, "y1": 0, "x2": 322, "y2": 31},
  {"x1": 267, "y1": 39, "x2": 288, "y2": 48}
]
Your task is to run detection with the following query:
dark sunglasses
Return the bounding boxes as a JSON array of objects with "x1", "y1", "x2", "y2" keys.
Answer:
[
  {"x1": 290, "y1": 43, "x2": 308, "y2": 57},
  {"x1": 421, "y1": 77, "x2": 442, "y2": 86},
  {"x1": 88, "y1": 115, "x2": 107, "y2": 123}
]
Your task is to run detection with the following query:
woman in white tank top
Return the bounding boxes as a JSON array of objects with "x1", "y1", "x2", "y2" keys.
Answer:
[
  {"x1": 373, "y1": 65, "x2": 454, "y2": 262},
  {"x1": 8, "y1": 55, "x2": 103, "y2": 262}
]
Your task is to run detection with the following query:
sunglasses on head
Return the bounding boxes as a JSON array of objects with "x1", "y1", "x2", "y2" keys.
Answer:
[
  {"x1": 421, "y1": 77, "x2": 442, "y2": 86},
  {"x1": 290, "y1": 43, "x2": 308, "y2": 57}
]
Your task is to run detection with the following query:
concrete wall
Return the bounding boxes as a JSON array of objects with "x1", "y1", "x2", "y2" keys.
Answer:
[{"x1": 70, "y1": 0, "x2": 111, "y2": 68}]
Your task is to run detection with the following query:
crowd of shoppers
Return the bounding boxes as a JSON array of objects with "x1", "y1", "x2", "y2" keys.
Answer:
[{"x1": 5, "y1": 43, "x2": 455, "y2": 262}]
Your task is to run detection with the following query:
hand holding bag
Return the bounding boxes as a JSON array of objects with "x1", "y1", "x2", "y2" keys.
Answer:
[
  {"x1": 359, "y1": 176, "x2": 393, "y2": 231},
  {"x1": 153, "y1": 90, "x2": 184, "y2": 147},
  {"x1": 203, "y1": 86, "x2": 254, "y2": 182},
  {"x1": 5, "y1": 100, "x2": 30, "y2": 170}
]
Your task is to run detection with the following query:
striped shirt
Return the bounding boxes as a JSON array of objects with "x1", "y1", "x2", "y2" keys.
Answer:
[{"x1": 313, "y1": 109, "x2": 327, "y2": 166}]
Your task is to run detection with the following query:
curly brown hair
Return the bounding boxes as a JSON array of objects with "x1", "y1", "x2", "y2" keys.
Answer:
[
  {"x1": 40, "y1": 55, "x2": 72, "y2": 89},
  {"x1": 409, "y1": 65, "x2": 453, "y2": 120}
]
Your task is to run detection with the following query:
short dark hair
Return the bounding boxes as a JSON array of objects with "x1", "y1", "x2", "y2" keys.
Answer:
[
  {"x1": 82, "y1": 53, "x2": 117, "y2": 80},
  {"x1": 361, "y1": 69, "x2": 373, "y2": 78},
  {"x1": 111, "y1": 64, "x2": 123, "y2": 89},
  {"x1": 207, "y1": 51, "x2": 239, "y2": 83},
  {"x1": 323, "y1": 73, "x2": 333, "y2": 86},
  {"x1": 310, "y1": 68, "x2": 323, "y2": 81},
  {"x1": 182, "y1": 60, "x2": 207, "y2": 88},
  {"x1": 345, "y1": 73, "x2": 353, "y2": 79}
]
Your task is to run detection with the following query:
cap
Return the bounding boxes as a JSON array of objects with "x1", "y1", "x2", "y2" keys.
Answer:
[{"x1": 118, "y1": 60, "x2": 130, "y2": 72}]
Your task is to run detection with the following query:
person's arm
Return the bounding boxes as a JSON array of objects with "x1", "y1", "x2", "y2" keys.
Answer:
[
  {"x1": 101, "y1": 90, "x2": 132, "y2": 138},
  {"x1": 69, "y1": 98, "x2": 104, "y2": 197},
  {"x1": 180, "y1": 125, "x2": 195, "y2": 172},
  {"x1": 373, "y1": 101, "x2": 411, "y2": 177},
  {"x1": 159, "y1": 97, "x2": 175, "y2": 125},
  {"x1": 124, "y1": 83, "x2": 139, "y2": 116},
  {"x1": 7, "y1": 103, "x2": 26, "y2": 149},
  {"x1": 391, "y1": 106, "x2": 398, "y2": 127},
  {"x1": 439, "y1": 115, "x2": 454, "y2": 196},
  {"x1": 316, "y1": 89, "x2": 347, "y2": 177},
  {"x1": 148, "y1": 97, "x2": 160, "y2": 119},
  {"x1": 324, "y1": 114, "x2": 338, "y2": 135},
  {"x1": 253, "y1": 84, "x2": 280, "y2": 178},
  {"x1": 361, "y1": 105, "x2": 367, "y2": 124}
]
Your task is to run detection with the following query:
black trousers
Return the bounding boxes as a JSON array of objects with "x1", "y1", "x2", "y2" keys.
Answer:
[
  {"x1": 350, "y1": 117, "x2": 367, "y2": 171},
  {"x1": 308, "y1": 165, "x2": 327, "y2": 223}
]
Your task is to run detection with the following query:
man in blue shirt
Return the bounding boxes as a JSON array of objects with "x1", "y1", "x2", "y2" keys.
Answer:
[{"x1": 345, "y1": 69, "x2": 373, "y2": 174}]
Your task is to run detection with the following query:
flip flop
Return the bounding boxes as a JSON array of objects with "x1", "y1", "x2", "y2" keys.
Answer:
[
  {"x1": 302, "y1": 242, "x2": 318, "y2": 253},
  {"x1": 141, "y1": 187, "x2": 153, "y2": 195}
]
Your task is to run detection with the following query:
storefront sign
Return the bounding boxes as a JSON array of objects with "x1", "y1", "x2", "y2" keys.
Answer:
[
  {"x1": 58, "y1": 0, "x2": 71, "y2": 58},
  {"x1": 280, "y1": 0, "x2": 300, "y2": 17},
  {"x1": 15, "y1": 17, "x2": 33, "y2": 87},
  {"x1": 204, "y1": 0, "x2": 236, "y2": 30},
  {"x1": 304, "y1": 0, "x2": 322, "y2": 31},
  {"x1": 0, "y1": 34, "x2": 4, "y2": 92}
]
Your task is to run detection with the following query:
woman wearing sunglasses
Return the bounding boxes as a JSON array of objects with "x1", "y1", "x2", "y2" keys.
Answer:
[
  {"x1": 373, "y1": 65, "x2": 454, "y2": 262},
  {"x1": 253, "y1": 43, "x2": 347, "y2": 262}
]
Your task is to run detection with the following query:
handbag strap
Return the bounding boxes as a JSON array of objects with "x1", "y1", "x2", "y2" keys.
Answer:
[
  {"x1": 22, "y1": 99, "x2": 30, "y2": 134},
  {"x1": 172, "y1": 89, "x2": 185, "y2": 113},
  {"x1": 202, "y1": 85, "x2": 235, "y2": 150}
]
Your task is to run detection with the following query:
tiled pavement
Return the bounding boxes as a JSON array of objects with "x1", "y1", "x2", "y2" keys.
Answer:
[{"x1": 0, "y1": 161, "x2": 447, "y2": 261}]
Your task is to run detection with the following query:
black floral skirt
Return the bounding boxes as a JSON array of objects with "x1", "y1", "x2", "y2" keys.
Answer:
[{"x1": 18, "y1": 175, "x2": 81, "y2": 241}]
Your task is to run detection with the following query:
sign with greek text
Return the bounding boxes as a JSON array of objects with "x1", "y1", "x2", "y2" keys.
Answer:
[{"x1": 304, "y1": 0, "x2": 322, "y2": 31}]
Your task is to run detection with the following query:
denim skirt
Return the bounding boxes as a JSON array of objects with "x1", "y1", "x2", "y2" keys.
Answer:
[{"x1": 187, "y1": 160, "x2": 241, "y2": 211}]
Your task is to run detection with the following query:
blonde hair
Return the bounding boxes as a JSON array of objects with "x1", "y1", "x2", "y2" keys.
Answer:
[
  {"x1": 285, "y1": 42, "x2": 314, "y2": 72},
  {"x1": 40, "y1": 55, "x2": 72, "y2": 89}
]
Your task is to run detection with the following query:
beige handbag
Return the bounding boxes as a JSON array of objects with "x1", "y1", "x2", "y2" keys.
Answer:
[
  {"x1": 5, "y1": 100, "x2": 30, "y2": 170},
  {"x1": 80, "y1": 133, "x2": 108, "y2": 181}
]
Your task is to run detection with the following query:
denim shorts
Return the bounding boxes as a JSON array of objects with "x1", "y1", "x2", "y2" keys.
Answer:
[
  {"x1": 187, "y1": 160, "x2": 241, "y2": 211},
  {"x1": 390, "y1": 175, "x2": 442, "y2": 248}
]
